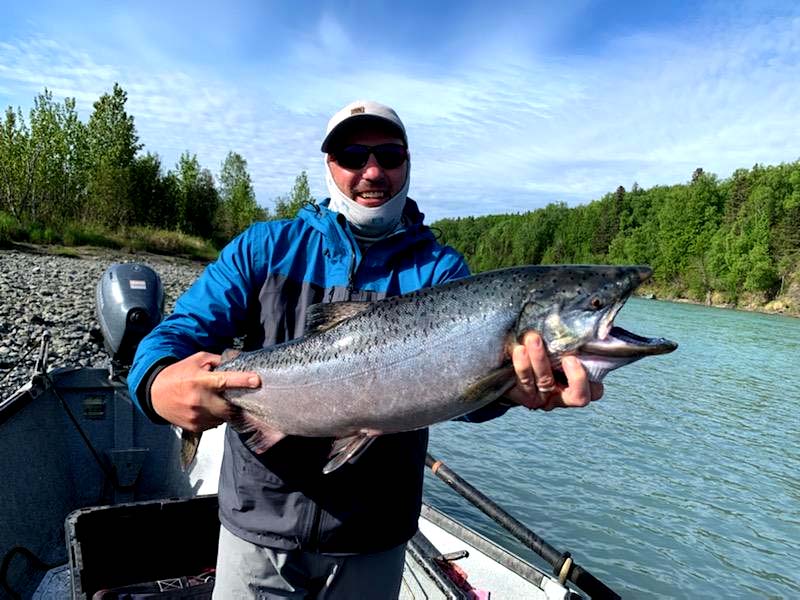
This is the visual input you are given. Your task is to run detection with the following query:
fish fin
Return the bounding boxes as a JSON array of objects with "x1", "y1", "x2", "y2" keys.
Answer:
[
  {"x1": 229, "y1": 408, "x2": 287, "y2": 454},
  {"x1": 460, "y1": 365, "x2": 517, "y2": 405},
  {"x1": 220, "y1": 348, "x2": 242, "y2": 364},
  {"x1": 180, "y1": 429, "x2": 202, "y2": 471},
  {"x1": 323, "y1": 433, "x2": 377, "y2": 474},
  {"x1": 305, "y1": 302, "x2": 373, "y2": 334}
]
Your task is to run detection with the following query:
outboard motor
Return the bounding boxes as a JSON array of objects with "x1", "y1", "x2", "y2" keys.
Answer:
[{"x1": 96, "y1": 263, "x2": 164, "y2": 371}]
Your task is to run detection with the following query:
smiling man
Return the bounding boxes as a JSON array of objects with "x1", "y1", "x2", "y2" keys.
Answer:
[
  {"x1": 322, "y1": 101, "x2": 412, "y2": 242},
  {"x1": 129, "y1": 100, "x2": 601, "y2": 599}
]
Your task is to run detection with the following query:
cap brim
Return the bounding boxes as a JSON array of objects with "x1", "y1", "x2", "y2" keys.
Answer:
[{"x1": 321, "y1": 115, "x2": 406, "y2": 152}]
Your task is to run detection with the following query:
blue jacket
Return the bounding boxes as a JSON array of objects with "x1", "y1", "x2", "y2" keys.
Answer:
[{"x1": 129, "y1": 199, "x2": 510, "y2": 553}]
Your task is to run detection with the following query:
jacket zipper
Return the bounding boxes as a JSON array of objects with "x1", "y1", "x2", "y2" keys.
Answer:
[{"x1": 345, "y1": 235, "x2": 358, "y2": 294}]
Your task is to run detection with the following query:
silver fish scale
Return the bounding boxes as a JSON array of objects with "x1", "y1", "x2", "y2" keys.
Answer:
[{"x1": 219, "y1": 265, "x2": 648, "y2": 438}]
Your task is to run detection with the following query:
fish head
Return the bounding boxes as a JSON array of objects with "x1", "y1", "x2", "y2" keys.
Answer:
[{"x1": 515, "y1": 265, "x2": 677, "y2": 382}]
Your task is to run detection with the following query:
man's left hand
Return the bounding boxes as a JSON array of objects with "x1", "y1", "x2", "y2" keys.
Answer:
[{"x1": 506, "y1": 331, "x2": 604, "y2": 411}]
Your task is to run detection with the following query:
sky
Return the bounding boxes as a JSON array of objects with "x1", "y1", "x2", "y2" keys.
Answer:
[{"x1": 1, "y1": 1, "x2": 799, "y2": 222}]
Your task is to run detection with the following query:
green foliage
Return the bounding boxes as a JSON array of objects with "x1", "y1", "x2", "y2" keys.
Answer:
[
  {"x1": 0, "y1": 211, "x2": 23, "y2": 246},
  {"x1": 432, "y1": 162, "x2": 800, "y2": 306},
  {"x1": 273, "y1": 171, "x2": 314, "y2": 220},
  {"x1": 62, "y1": 222, "x2": 119, "y2": 248},
  {"x1": 122, "y1": 226, "x2": 218, "y2": 260},
  {"x1": 0, "y1": 84, "x2": 236, "y2": 255},
  {"x1": 84, "y1": 83, "x2": 141, "y2": 228},
  {"x1": 216, "y1": 151, "x2": 267, "y2": 243},
  {"x1": 129, "y1": 153, "x2": 178, "y2": 229},
  {"x1": 173, "y1": 152, "x2": 219, "y2": 238}
]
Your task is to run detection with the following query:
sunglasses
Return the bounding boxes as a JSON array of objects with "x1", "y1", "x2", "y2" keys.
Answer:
[{"x1": 331, "y1": 143, "x2": 408, "y2": 170}]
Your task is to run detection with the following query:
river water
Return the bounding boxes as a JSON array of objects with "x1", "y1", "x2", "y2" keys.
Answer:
[{"x1": 425, "y1": 298, "x2": 800, "y2": 599}]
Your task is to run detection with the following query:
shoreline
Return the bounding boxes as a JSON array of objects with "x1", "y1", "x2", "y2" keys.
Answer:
[
  {"x1": 7, "y1": 241, "x2": 799, "y2": 318},
  {"x1": 635, "y1": 291, "x2": 799, "y2": 318},
  {"x1": 0, "y1": 245, "x2": 205, "y2": 400},
  {"x1": 634, "y1": 295, "x2": 800, "y2": 319}
]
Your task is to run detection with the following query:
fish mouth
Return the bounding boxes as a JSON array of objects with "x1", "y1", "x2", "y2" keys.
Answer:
[
  {"x1": 576, "y1": 324, "x2": 677, "y2": 383},
  {"x1": 583, "y1": 325, "x2": 678, "y2": 357},
  {"x1": 587, "y1": 266, "x2": 675, "y2": 358}
]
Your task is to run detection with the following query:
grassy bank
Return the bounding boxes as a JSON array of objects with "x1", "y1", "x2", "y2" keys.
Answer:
[{"x1": 0, "y1": 213, "x2": 218, "y2": 262}]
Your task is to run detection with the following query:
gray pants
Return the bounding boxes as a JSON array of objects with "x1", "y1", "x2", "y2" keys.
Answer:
[{"x1": 213, "y1": 525, "x2": 407, "y2": 599}]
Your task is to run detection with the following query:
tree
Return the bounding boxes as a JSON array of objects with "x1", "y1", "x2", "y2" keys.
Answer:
[
  {"x1": 129, "y1": 153, "x2": 179, "y2": 228},
  {"x1": 273, "y1": 171, "x2": 313, "y2": 219},
  {"x1": 85, "y1": 83, "x2": 141, "y2": 227},
  {"x1": 216, "y1": 151, "x2": 266, "y2": 241},
  {"x1": 0, "y1": 107, "x2": 33, "y2": 223},
  {"x1": 28, "y1": 91, "x2": 88, "y2": 224},
  {"x1": 0, "y1": 91, "x2": 88, "y2": 227},
  {"x1": 174, "y1": 152, "x2": 218, "y2": 238}
]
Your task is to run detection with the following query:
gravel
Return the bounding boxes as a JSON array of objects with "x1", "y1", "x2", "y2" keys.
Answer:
[{"x1": 0, "y1": 246, "x2": 206, "y2": 399}]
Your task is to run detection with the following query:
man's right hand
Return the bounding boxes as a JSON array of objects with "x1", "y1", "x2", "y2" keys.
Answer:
[{"x1": 150, "y1": 351, "x2": 261, "y2": 432}]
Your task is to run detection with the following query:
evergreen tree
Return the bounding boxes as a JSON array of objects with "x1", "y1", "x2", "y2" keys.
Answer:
[
  {"x1": 174, "y1": 152, "x2": 218, "y2": 238},
  {"x1": 217, "y1": 151, "x2": 266, "y2": 241}
]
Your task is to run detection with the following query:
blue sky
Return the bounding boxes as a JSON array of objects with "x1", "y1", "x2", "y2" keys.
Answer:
[{"x1": 2, "y1": 1, "x2": 799, "y2": 222}]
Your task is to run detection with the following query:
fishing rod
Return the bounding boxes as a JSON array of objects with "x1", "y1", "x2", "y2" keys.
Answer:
[{"x1": 425, "y1": 453, "x2": 621, "y2": 600}]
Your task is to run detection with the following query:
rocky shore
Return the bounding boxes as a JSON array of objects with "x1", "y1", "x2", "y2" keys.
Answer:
[{"x1": 0, "y1": 245, "x2": 206, "y2": 399}]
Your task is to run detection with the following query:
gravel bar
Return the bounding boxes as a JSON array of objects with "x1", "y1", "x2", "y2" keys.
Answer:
[{"x1": 0, "y1": 246, "x2": 206, "y2": 399}]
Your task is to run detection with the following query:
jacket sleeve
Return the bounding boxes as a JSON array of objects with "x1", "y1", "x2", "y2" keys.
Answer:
[
  {"x1": 127, "y1": 226, "x2": 266, "y2": 420},
  {"x1": 431, "y1": 246, "x2": 516, "y2": 424},
  {"x1": 430, "y1": 246, "x2": 471, "y2": 285}
]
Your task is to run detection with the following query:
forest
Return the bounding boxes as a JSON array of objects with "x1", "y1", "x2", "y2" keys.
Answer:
[
  {"x1": 435, "y1": 165, "x2": 800, "y2": 308},
  {"x1": 2, "y1": 84, "x2": 798, "y2": 311},
  {"x1": 0, "y1": 84, "x2": 310, "y2": 254}
]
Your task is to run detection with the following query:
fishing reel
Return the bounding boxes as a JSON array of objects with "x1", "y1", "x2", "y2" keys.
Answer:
[{"x1": 96, "y1": 263, "x2": 164, "y2": 372}]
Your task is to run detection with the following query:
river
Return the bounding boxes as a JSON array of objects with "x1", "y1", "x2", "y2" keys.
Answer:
[{"x1": 425, "y1": 298, "x2": 800, "y2": 599}]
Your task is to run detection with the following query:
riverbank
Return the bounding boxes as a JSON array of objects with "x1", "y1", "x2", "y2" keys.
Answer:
[
  {"x1": 637, "y1": 283, "x2": 800, "y2": 317},
  {"x1": 0, "y1": 244, "x2": 205, "y2": 399}
]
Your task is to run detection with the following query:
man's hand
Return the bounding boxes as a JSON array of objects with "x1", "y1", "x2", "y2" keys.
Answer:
[
  {"x1": 506, "y1": 331, "x2": 603, "y2": 411},
  {"x1": 150, "y1": 351, "x2": 261, "y2": 431}
]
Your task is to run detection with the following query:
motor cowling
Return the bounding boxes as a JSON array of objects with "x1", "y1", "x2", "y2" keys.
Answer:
[{"x1": 96, "y1": 263, "x2": 164, "y2": 367}]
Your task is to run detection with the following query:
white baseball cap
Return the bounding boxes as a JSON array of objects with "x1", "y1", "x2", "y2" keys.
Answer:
[{"x1": 321, "y1": 100, "x2": 407, "y2": 152}]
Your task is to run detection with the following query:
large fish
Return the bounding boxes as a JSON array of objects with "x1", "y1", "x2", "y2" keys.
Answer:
[{"x1": 186, "y1": 265, "x2": 677, "y2": 473}]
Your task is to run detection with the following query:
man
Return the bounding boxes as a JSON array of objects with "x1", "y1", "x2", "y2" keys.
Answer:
[{"x1": 128, "y1": 100, "x2": 602, "y2": 599}]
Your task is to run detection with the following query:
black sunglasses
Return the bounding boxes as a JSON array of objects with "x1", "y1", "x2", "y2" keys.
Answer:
[{"x1": 331, "y1": 143, "x2": 408, "y2": 170}]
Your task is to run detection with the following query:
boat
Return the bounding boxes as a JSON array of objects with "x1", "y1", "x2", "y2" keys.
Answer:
[{"x1": 0, "y1": 263, "x2": 618, "y2": 599}]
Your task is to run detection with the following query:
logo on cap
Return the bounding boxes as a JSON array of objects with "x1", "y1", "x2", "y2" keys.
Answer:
[{"x1": 350, "y1": 106, "x2": 365, "y2": 115}]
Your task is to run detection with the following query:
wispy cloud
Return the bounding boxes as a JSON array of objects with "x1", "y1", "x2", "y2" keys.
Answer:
[{"x1": 1, "y1": 3, "x2": 798, "y2": 222}]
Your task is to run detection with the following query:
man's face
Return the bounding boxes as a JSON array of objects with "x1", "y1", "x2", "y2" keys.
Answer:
[{"x1": 327, "y1": 126, "x2": 408, "y2": 208}]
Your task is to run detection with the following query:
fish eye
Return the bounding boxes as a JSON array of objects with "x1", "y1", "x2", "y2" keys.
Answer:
[{"x1": 590, "y1": 297, "x2": 603, "y2": 309}]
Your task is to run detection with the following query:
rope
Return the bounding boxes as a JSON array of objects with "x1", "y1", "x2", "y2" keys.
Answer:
[
  {"x1": 0, "y1": 343, "x2": 37, "y2": 384},
  {"x1": 46, "y1": 372, "x2": 120, "y2": 490}
]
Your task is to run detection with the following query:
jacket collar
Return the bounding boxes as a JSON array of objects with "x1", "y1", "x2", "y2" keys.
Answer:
[{"x1": 297, "y1": 198, "x2": 435, "y2": 257}]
